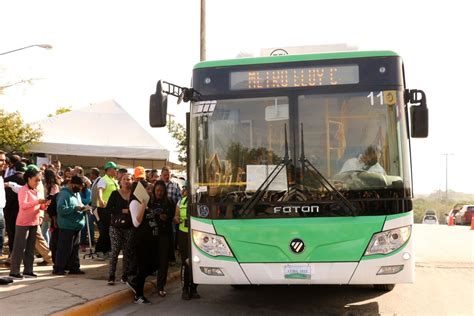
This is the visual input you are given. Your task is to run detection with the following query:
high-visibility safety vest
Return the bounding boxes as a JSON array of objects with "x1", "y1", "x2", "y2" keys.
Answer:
[
  {"x1": 102, "y1": 175, "x2": 118, "y2": 204},
  {"x1": 179, "y1": 196, "x2": 188, "y2": 233}
]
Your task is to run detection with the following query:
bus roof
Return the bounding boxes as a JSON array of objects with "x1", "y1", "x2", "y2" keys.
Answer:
[{"x1": 194, "y1": 51, "x2": 399, "y2": 70}]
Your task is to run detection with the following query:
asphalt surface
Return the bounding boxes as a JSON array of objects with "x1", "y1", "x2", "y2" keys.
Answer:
[{"x1": 109, "y1": 224, "x2": 474, "y2": 315}]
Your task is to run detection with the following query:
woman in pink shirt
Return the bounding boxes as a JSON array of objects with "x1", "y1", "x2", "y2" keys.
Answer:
[{"x1": 9, "y1": 167, "x2": 50, "y2": 279}]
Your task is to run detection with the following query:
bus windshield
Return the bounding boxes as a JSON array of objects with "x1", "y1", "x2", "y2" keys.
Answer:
[{"x1": 190, "y1": 90, "x2": 411, "y2": 215}]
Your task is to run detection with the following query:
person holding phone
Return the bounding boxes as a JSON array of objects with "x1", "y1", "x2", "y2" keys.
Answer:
[
  {"x1": 53, "y1": 176, "x2": 89, "y2": 275},
  {"x1": 149, "y1": 180, "x2": 174, "y2": 297},
  {"x1": 9, "y1": 165, "x2": 50, "y2": 279}
]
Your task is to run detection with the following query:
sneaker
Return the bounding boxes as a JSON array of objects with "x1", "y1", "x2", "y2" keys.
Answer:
[
  {"x1": 68, "y1": 270, "x2": 85, "y2": 275},
  {"x1": 190, "y1": 291, "x2": 201, "y2": 299},
  {"x1": 80, "y1": 245, "x2": 87, "y2": 253},
  {"x1": 23, "y1": 273, "x2": 38, "y2": 278},
  {"x1": 120, "y1": 276, "x2": 128, "y2": 284},
  {"x1": 126, "y1": 280, "x2": 137, "y2": 294},
  {"x1": 107, "y1": 276, "x2": 115, "y2": 285},
  {"x1": 133, "y1": 296, "x2": 151, "y2": 305},
  {"x1": 9, "y1": 273, "x2": 23, "y2": 280}
]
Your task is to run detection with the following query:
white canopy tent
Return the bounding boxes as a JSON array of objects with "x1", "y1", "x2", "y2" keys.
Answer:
[{"x1": 28, "y1": 100, "x2": 179, "y2": 169}]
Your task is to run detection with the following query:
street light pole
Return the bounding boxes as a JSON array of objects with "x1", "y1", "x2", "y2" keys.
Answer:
[
  {"x1": 200, "y1": 0, "x2": 206, "y2": 61},
  {"x1": 0, "y1": 44, "x2": 53, "y2": 56},
  {"x1": 441, "y1": 153, "x2": 454, "y2": 201}
]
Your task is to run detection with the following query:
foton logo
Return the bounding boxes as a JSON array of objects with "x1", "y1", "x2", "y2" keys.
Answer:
[{"x1": 274, "y1": 206, "x2": 319, "y2": 214}]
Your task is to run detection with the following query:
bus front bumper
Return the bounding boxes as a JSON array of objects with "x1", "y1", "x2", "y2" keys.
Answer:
[{"x1": 191, "y1": 237, "x2": 414, "y2": 285}]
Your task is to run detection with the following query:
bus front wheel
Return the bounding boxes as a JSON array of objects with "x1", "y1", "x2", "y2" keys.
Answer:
[{"x1": 373, "y1": 284, "x2": 395, "y2": 292}]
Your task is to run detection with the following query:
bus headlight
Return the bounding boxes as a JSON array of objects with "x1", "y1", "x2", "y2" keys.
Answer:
[
  {"x1": 364, "y1": 226, "x2": 411, "y2": 256},
  {"x1": 192, "y1": 230, "x2": 234, "y2": 257}
]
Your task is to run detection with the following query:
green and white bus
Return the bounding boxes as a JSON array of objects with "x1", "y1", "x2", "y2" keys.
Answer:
[{"x1": 150, "y1": 50, "x2": 428, "y2": 291}]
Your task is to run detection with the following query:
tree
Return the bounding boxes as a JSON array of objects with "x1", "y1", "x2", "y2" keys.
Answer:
[
  {"x1": 47, "y1": 106, "x2": 72, "y2": 117},
  {"x1": 0, "y1": 109, "x2": 42, "y2": 152},
  {"x1": 167, "y1": 118, "x2": 187, "y2": 165}
]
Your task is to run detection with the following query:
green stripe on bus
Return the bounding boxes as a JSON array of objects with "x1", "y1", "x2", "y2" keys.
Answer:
[
  {"x1": 212, "y1": 216, "x2": 386, "y2": 263},
  {"x1": 194, "y1": 51, "x2": 398, "y2": 69}
]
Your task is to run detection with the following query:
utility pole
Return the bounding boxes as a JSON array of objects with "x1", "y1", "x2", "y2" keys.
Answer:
[
  {"x1": 441, "y1": 153, "x2": 454, "y2": 212},
  {"x1": 200, "y1": 0, "x2": 206, "y2": 61}
]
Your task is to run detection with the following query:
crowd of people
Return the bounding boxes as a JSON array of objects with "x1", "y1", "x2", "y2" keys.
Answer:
[{"x1": 0, "y1": 150, "x2": 197, "y2": 304}]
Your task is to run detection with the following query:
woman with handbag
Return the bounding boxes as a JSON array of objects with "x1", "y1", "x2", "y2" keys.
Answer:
[{"x1": 106, "y1": 173, "x2": 133, "y2": 285}]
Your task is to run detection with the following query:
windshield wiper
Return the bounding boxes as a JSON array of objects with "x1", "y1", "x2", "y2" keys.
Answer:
[
  {"x1": 240, "y1": 125, "x2": 291, "y2": 215},
  {"x1": 299, "y1": 123, "x2": 358, "y2": 215}
]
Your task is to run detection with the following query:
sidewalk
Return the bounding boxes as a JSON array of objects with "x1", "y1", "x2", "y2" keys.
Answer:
[{"x1": 0, "y1": 253, "x2": 180, "y2": 315}]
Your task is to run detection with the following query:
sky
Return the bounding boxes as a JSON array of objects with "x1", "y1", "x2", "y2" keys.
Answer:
[{"x1": 1, "y1": 0, "x2": 473, "y2": 195}]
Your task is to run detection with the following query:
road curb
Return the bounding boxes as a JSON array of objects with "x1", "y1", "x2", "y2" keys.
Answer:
[{"x1": 52, "y1": 270, "x2": 181, "y2": 316}]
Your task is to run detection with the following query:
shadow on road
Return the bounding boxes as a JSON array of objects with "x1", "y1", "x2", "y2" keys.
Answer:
[{"x1": 217, "y1": 284, "x2": 384, "y2": 315}]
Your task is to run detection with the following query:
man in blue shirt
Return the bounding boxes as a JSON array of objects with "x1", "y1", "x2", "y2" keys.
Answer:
[{"x1": 53, "y1": 176, "x2": 89, "y2": 275}]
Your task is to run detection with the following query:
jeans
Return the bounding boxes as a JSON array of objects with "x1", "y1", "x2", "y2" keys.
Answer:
[
  {"x1": 41, "y1": 220, "x2": 50, "y2": 246},
  {"x1": 0, "y1": 209, "x2": 4, "y2": 255}
]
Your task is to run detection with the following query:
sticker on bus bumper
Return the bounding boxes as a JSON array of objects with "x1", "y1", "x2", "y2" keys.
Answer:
[{"x1": 284, "y1": 265, "x2": 311, "y2": 279}]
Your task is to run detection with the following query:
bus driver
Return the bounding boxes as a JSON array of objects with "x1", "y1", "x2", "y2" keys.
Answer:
[{"x1": 339, "y1": 145, "x2": 386, "y2": 175}]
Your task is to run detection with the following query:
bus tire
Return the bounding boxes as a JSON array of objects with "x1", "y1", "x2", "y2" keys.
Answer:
[{"x1": 373, "y1": 284, "x2": 395, "y2": 292}]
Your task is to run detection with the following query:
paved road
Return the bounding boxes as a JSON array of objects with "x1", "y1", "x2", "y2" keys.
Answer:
[{"x1": 109, "y1": 224, "x2": 474, "y2": 315}]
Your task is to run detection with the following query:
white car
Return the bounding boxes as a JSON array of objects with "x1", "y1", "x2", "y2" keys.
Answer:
[{"x1": 422, "y1": 214, "x2": 438, "y2": 224}]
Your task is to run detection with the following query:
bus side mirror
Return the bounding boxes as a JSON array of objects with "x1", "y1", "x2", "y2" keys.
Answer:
[
  {"x1": 149, "y1": 80, "x2": 168, "y2": 127},
  {"x1": 406, "y1": 89, "x2": 428, "y2": 138},
  {"x1": 410, "y1": 105, "x2": 428, "y2": 138}
]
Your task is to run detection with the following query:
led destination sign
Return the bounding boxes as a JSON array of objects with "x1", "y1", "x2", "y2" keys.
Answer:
[{"x1": 230, "y1": 65, "x2": 359, "y2": 90}]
